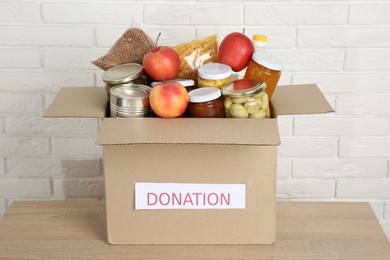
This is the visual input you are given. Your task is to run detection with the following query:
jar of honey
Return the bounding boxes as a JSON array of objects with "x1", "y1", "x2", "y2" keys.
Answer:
[
  {"x1": 222, "y1": 78, "x2": 270, "y2": 119},
  {"x1": 197, "y1": 63, "x2": 232, "y2": 89},
  {"x1": 187, "y1": 87, "x2": 224, "y2": 118},
  {"x1": 244, "y1": 52, "x2": 283, "y2": 99}
]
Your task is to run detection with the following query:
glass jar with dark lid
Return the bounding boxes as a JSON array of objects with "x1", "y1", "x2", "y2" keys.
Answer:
[
  {"x1": 187, "y1": 87, "x2": 224, "y2": 118},
  {"x1": 103, "y1": 63, "x2": 146, "y2": 96},
  {"x1": 222, "y1": 78, "x2": 270, "y2": 119}
]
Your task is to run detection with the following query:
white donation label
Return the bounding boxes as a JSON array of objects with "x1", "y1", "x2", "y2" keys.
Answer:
[{"x1": 135, "y1": 183, "x2": 246, "y2": 210}]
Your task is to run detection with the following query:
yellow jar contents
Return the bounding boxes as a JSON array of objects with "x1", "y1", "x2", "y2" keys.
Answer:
[
  {"x1": 244, "y1": 52, "x2": 283, "y2": 99},
  {"x1": 238, "y1": 34, "x2": 268, "y2": 79},
  {"x1": 197, "y1": 63, "x2": 232, "y2": 89},
  {"x1": 222, "y1": 78, "x2": 270, "y2": 119}
]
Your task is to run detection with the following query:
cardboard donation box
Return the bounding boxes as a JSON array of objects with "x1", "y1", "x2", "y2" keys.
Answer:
[{"x1": 44, "y1": 84, "x2": 333, "y2": 245}]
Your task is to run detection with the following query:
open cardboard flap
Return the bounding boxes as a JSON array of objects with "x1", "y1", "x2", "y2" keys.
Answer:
[
  {"x1": 43, "y1": 84, "x2": 333, "y2": 146},
  {"x1": 43, "y1": 84, "x2": 333, "y2": 119},
  {"x1": 96, "y1": 118, "x2": 281, "y2": 146},
  {"x1": 272, "y1": 84, "x2": 334, "y2": 116},
  {"x1": 43, "y1": 87, "x2": 108, "y2": 118}
]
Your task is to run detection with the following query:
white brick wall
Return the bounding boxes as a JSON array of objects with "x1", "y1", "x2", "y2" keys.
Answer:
[
  {"x1": 0, "y1": 25, "x2": 94, "y2": 46},
  {"x1": 0, "y1": 178, "x2": 52, "y2": 199},
  {"x1": 277, "y1": 179, "x2": 336, "y2": 199},
  {"x1": 0, "y1": 72, "x2": 95, "y2": 92},
  {"x1": 0, "y1": 0, "x2": 389, "y2": 241},
  {"x1": 348, "y1": 4, "x2": 390, "y2": 25},
  {"x1": 0, "y1": 48, "x2": 40, "y2": 68},
  {"x1": 145, "y1": 4, "x2": 242, "y2": 26},
  {"x1": 244, "y1": 4, "x2": 346, "y2": 25},
  {"x1": 7, "y1": 158, "x2": 102, "y2": 178},
  {"x1": 42, "y1": 3, "x2": 143, "y2": 25}
]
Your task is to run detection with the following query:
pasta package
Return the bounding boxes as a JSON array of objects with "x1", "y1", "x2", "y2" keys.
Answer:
[{"x1": 173, "y1": 34, "x2": 219, "y2": 81}]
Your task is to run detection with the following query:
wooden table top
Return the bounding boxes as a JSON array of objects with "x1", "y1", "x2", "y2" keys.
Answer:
[{"x1": 0, "y1": 201, "x2": 389, "y2": 259}]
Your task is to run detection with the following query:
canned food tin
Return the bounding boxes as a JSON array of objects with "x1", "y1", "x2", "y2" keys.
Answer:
[
  {"x1": 103, "y1": 63, "x2": 146, "y2": 97},
  {"x1": 110, "y1": 84, "x2": 152, "y2": 118}
]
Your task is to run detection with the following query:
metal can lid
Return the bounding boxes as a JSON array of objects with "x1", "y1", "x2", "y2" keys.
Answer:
[
  {"x1": 198, "y1": 63, "x2": 232, "y2": 80},
  {"x1": 103, "y1": 63, "x2": 144, "y2": 85},
  {"x1": 188, "y1": 87, "x2": 221, "y2": 103},
  {"x1": 222, "y1": 78, "x2": 266, "y2": 97},
  {"x1": 110, "y1": 84, "x2": 151, "y2": 100}
]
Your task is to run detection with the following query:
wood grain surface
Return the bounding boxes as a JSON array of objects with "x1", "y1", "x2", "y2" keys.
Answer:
[{"x1": 0, "y1": 201, "x2": 389, "y2": 259}]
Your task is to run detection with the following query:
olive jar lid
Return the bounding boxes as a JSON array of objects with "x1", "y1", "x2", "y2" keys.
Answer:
[
  {"x1": 222, "y1": 78, "x2": 266, "y2": 97},
  {"x1": 103, "y1": 63, "x2": 144, "y2": 85}
]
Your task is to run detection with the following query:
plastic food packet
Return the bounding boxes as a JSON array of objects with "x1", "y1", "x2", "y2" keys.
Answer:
[
  {"x1": 173, "y1": 34, "x2": 219, "y2": 81},
  {"x1": 92, "y1": 28, "x2": 155, "y2": 71}
]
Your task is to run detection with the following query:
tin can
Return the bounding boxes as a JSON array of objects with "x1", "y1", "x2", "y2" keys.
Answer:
[
  {"x1": 110, "y1": 84, "x2": 152, "y2": 118},
  {"x1": 103, "y1": 63, "x2": 146, "y2": 97}
]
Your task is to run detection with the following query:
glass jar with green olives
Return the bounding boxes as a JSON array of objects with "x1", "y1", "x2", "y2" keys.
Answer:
[{"x1": 221, "y1": 78, "x2": 270, "y2": 119}]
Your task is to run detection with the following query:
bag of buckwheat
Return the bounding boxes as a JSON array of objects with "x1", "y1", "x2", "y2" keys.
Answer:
[{"x1": 92, "y1": 28, "x2": 155, "y2": 71}]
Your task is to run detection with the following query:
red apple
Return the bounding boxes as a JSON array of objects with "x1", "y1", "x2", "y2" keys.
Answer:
[
  {"x1": 218, "y1": 32, "x2": 255, "y2": 72},
  {"x1": 142, "y1": 46, "x2": 180, "y2": 81},
  {"x1": 149, "y1": 81, "x2": 189, "y2": 118}
]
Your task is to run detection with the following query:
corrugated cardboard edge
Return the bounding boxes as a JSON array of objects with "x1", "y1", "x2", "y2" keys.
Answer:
[
  {"x1": 43, "y1": 84, "x2": 333, "y2": 118},
  {"x1": 272, "y1": 84, "x2": 334, "y2": 116},
  {"x1": 96, "y1": 118, "x2": 281, "y2": 146},
  {"x1": 42, "y1": 84, "x2": 333, "y2": 147},
  {"x1": 43, "y1": 87, "x2": 107, "y2": 118}
]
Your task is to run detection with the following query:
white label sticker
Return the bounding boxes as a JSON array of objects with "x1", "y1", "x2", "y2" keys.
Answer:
[{"x1": 135, "y1": 183, "x2": 246, "y2": 210}]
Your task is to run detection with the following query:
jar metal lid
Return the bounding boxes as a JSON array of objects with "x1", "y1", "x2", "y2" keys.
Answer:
[
  {"x1": 197, "y1": 63, "x2": 232, "y2": 80},
  {"x1": 151, "y1": 79, "x2": 195, "y2": 88},
  {"x1": 103, "y1": 63, "x2": 144, "y2": 85},
  {"x1": 188, "y1": 87, "x2": 221, "y2": 103},
  {"x1": 222, "y1": 78, "x2": 266, "y2": 97}
]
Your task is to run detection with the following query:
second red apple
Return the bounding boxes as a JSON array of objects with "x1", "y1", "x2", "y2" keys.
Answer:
[
  {"x1": 218, "y1": 32, "x2": 254, "y2": 72},
  {"x1": 142, "y1": 46, "x2": 180, "y2": 81}
]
